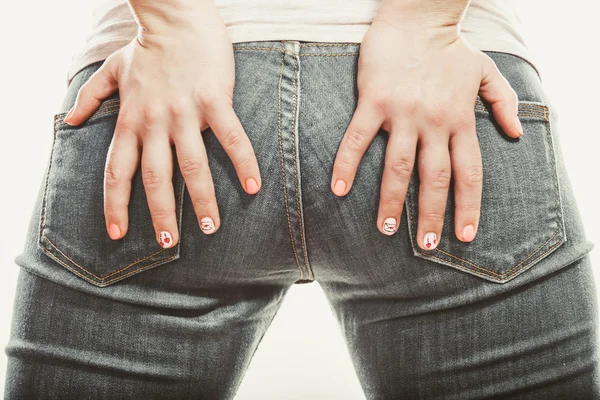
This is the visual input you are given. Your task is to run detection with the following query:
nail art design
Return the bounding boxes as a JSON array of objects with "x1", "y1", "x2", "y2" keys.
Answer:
[
  {"x1": 383, "y1": 217, "x2": 397, "y2": 235},
  {"x1": 424, "y1": 232, "x2": 437, "y2": 250},
  {"x1": 159, "y1": 231, "x2": 173, "y2": 248},
  {"x1": 200, "y1": 217, "x2": 215, "y2": 234}
]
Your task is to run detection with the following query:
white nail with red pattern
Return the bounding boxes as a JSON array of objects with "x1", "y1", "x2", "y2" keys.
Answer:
[
  {"x1": 159, "y1": 231, "x2": 173, "y2": 248},
  {"x1": 424, "y1": 232, "x2": 438, "y2": 250}
]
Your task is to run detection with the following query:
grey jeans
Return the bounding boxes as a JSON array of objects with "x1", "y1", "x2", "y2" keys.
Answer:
[{"x1": 4, "y1": 40, "x2": 599, "y2": 399}]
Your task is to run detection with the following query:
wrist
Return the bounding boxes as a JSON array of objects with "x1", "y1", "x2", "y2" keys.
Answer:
[
  {"x1": 376, "y1": 0, "x2": 470, "y2": 30},
  {"x1": 127, "y1": 0, "x2": 220, "y2": 35}
]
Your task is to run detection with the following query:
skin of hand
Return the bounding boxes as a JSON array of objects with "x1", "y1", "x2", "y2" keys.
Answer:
[
  {"x1": 62, "y1": 0, "x2": 261, "y2": 247},
  {"x1": 330, "y1": 0, "x2": 522, "y2": 249}
]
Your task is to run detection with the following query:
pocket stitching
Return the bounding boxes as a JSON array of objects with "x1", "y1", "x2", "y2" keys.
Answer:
[
  {"x1": 54, "y1": 98, "x2": 121, "y2": 130},
  {"x1": 39, "y1": 106, "x2": 186, "y2": 286},
  {"x1": 405, "y1": 100, "x2": 565, "y2": 282}
]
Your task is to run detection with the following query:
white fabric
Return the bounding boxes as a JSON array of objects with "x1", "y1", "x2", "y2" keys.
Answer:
[{"x1": 66, "y1": 0, "x2": 533, "y2": 84}]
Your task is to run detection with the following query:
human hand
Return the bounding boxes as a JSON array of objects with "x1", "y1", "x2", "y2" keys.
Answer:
[
  {"x1": 63, "y1": 1, "x2": 261, "y2": 247},
  {"x1": 331, "y1": 15, "x2": 522, "y2": 250}
]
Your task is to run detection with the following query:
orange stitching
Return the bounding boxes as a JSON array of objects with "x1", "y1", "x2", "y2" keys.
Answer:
[
  {"x1": 289, "y1": 51, "x2": 313, "y2": 280},
  {"x1": 299, "y1": 43, "x2": 359, "y2": 47},
  {"x1": 42, "y1": 234, "x2": 168, "y2": 280},
  {"x1": 433, "y1": 231, "x2": 559, "y2": 278},
  {"x1": 301, "y1": 53, "x2": 359, "y2": 57},
  {"x1": 277, "y1": 50, "x2": 304, "y2": 280},
  {"x1": 232, "y1": 46, "x2": 283, "y2": 52},
  {"x1": 39, "y1": 120, "x2": 59, "y2": 247},
  {"x1": 41, "y1": 246, "x2": 177, "y2": 286}
]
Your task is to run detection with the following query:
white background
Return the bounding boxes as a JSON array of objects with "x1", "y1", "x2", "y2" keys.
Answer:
[{"x1": 0, "y1": 1, "x2": 598, "y2": 398}]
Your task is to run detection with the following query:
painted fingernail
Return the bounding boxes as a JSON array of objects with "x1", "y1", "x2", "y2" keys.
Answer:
[
  {"x1": 200, "y1": 217, "x2": 215, "y2": 234},
  {"x1": 245, "y1": 177, "x2": 259, "y2": 194},
  {"x1": 64, "y1": 106, "x2": 75, "y2": 124},
  {"x1": 333, "y1": 179, "x2": 346, "y2": 196},
  {"x1": 462, "y1": 224, "x2": 475, "y2": 242},
  {"x1": 515, "y1": 116, "x2": 523, "y2": 137},
  {"x1": 108, "y1": 223, "x2": 121, "y2": 240},
  {"x1": 159, "y1": 231, "x2": 173, "y2": 248},
  {"x1": 423, "y1": 232, "x2": 438, "y2": 250},
  {"x1": 382, "y1": 217, "x2": 397, "y2": 235}
]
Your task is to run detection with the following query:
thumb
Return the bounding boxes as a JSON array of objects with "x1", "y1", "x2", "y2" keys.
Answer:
[
  {"x1": 64, "y1": 54, "x2": 119, "y2": 126},
  {"x1": 478, "y1": 52, "x2": 522, "y2": 138}
]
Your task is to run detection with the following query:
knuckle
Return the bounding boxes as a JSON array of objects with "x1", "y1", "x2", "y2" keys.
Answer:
[
  {"x1": 460, "y1": 200, "x2": 481, "y2": 213},
  {"x1": 168, "y1": 98, "x2": 190, "y2": 119},
  {"x1": 426, "y1": 168, "x2": 451, "y2": 189},
  {"x1": 222, "y1": 129, "x2": 242, "y2": 150},
  {"x1": 453, "y1": 109, "x2": 475, "y2": 132},
  {"x1": 179, "y1": 159, "x2": 204, "y2": 179},
  {"x1": 142, "y1": 168, "x2": 163, "y2": 189},
  {"x1": 192, "y1": 196, "x2": 212, "y2": 210},
  {"x1": 462, "y1": 164, "x2": 483, "y2": 188},
  {"x1": 345, "y1": 127, "x2": 369, "y2": 150},
  {"x1": 104, "y1": 164, "x2": 123, "y2": 188},
  {"x1": 381, "y1": 196, "x2": 405, "y2": 208},
  {"x1": 423, "y1": 211, "x2": 445, "y2": 223},
  {"x1": 388, "y1": 157, "x2": 414, "y2": 179},
  {"x1": 395, "y1": 96, "x2": 421, "y2": 116},
  {"x1": 424, "y1": 103, "x2": 448, "y2": 128},
  {"x1": 151, "y1": 207, "x2": 174, "y2": 220},
  {"x1": 142, "y1": 105, "x2": 162, "y2": 127},
  {"x1": 335, "y1": 157, "x2": 355, "y2": 174},
  {"x1": 195, "y1": 91, "x2": 219, "y2": 110}
]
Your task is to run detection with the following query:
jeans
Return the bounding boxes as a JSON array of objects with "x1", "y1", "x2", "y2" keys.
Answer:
[{"x1": 4, "y1": 40, "x2": 599, "y2": 399}]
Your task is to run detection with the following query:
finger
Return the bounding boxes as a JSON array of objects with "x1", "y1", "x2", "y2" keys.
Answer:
[
  {"x1": 141, "y1": 129, "x2": 179, "y2": 249},
  {"x1": 64, "y1": 55, "x2": 119, "y2": 126},
  {"x1": 449, "y1": 112, "x2": 482, "y2": 243},
  {"x1": 104, "y1": 116, "x2": 141, "y2": 240},
  {"x1": 204, "y1": 96, "x2": 261, "y2": 195},
  {"x1": 416, "y1": 136, "x2": 451, "y2": 251},
  {"x1": 377, "y1": 119, "x2": 418, "y2": 235},
  {"x1": 331, "y1": 98, "x2": 385, "y2": 197},
  {"x1": 479, "y1": 52, "x2": 522, "y2": 138},
  {"x1": 173, "y1": 114, "x2": 220, "y2": 235}
]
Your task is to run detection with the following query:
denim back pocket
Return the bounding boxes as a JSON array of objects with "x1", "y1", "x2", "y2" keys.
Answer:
[
  {"x1": 404, "y1": 98, "x2": 566, "y2": 283},
  {"x1": 38, "y1": 98, "x2": 185, "y2": 287}
]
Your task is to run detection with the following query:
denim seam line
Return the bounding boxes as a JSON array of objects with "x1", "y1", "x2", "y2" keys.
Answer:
[
  {"x1": 289, "y1": 44, "x2": 313, "y2": 281},
  {"x1": 277, "y1": 49, "x2": 306, "y2": 281},
  {"x1": 54, "y1": 98, "x2": 121, "y2": 130},
  {"x1": 405, "y1": 102, "x2": 564, "y2": 283}
]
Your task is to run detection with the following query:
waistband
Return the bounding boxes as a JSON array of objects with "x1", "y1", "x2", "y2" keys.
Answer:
[{"x1": 231, "y1": 40, "x2": 361, "y2": 56}]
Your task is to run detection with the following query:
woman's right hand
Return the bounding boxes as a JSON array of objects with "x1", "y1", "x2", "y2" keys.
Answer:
[{"x1": 63, "y1": 1, "x2": 261, "y2": 248}]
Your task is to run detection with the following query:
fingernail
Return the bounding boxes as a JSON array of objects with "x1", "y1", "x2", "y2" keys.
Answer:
[
  {"x1": 382, "y1": 217, "x2": 397, "y2": 235},
  {"x1": 423, "y1": 232, "x2": 438, "y2": 250},
  {"x1": 515, "y1": 116, "x2": 523, "y2": 137},
  {"x1": 108, "y1": 223, "x2": 121, "y2": 240},
  {"x1": 333, "y1": 179, "x2": 346, "y2": 196},
  {"x1": 64, "y1": 106, "x2": 75, "y2": 124},
  {"x1": 462, "y1": 224, "x2": 475, "y2": 242},
  {"x1": 200, "y1": 217, "x2": 215, "y2": 234},
  {"x1": 245, "y1": 177, "x2": 259, "y2": 194},
  {"x1": 159, "y1": 231, "x2": 173, "y2": 248}
]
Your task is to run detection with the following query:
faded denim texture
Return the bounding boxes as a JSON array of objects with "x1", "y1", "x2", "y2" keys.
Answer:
[{"x1": 4, "y1": 40, "x2": 599, "y2": 399}]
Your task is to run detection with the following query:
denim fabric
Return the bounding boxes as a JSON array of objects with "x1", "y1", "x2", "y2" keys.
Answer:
[{"x1": 4, "y1": 40, "x2": 599, "y2": 399}]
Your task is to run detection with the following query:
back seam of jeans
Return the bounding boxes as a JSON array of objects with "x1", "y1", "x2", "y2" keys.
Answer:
[{"x1": 277, "y1": 48, "x2": 305, "y2": 280}]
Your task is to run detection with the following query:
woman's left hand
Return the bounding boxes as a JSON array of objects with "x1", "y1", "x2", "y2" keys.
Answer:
[{"x1": 330, "y1": 11, "x2": 522, "y2": 249}]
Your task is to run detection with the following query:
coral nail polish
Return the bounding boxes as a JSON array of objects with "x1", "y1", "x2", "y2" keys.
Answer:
[{"x1": 108, "y1": 224, "x2": 121, "y2": 240}]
